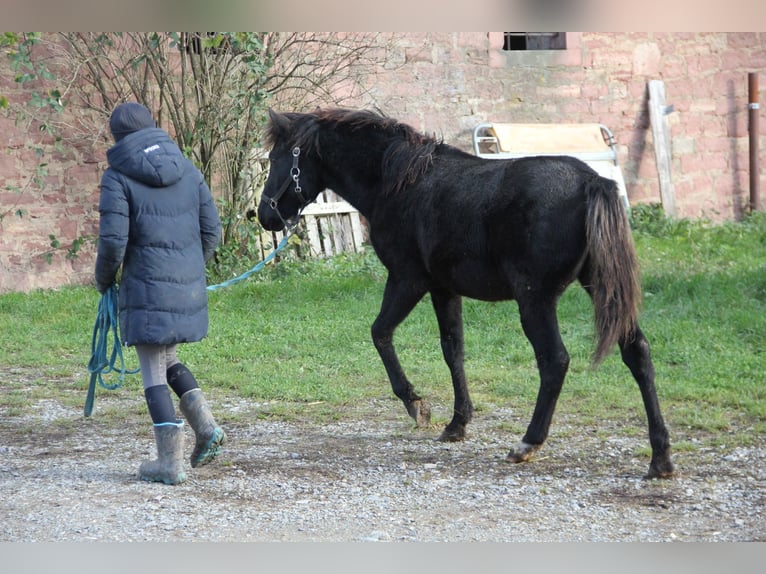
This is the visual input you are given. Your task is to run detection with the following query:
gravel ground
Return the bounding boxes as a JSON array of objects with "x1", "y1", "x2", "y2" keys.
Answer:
[{"x1": 1, "y1": 373, "x2": 764, "y2": 543}]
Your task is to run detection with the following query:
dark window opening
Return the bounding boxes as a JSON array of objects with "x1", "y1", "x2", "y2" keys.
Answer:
[
  {"x1": 183, "y1": 32, "x2": 231, "y2": 55},
  {"x1": 502, "y1": 33, "x2": 566, "y2": 51}
]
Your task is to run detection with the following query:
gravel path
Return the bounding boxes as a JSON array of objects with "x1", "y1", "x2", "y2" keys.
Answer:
[{"x1": 1, "y1": 381, "x2": 764, "y2": 543}]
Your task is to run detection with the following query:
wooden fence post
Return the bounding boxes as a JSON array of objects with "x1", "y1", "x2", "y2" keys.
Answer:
[{"x1": 648, "y1": 80, "x2": 677, "y2": 217}]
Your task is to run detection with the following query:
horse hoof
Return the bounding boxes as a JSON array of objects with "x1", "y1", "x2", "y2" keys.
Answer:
[
  {"x1": 437, "y1": 427, "x2": 465, "y2": 442},
  {"x1": 408, "y1": 399, "x2": 431, "y2": 427},
  {"x1": 646, "y1": 456, "x2": 675, "y2": 479},
  {"x1": 505, "y1": 441, "x2": 539, "y2": 463}
]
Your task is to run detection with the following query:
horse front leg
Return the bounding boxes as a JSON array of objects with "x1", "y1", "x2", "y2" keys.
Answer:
[
  {"x1": 371, "y1": 277, "x2": 430, "y2": 427},
  {"x1": 431, "y1": 290, "x2": 472, "y2": 442},
  {"x1": 619, "y1": 325, "x2": 674, "y2": 478},
  {"x1": 507, "y1": 297, "x2": 570, "y2": 464}
]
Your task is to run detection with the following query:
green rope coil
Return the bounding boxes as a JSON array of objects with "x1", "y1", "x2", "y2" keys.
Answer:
[
  {"x1": 84, "y1": 285, "x2": 139, "y2": 417},
  {"x1": 84, "y1": 234, "x2": 291, "y2": 416}
]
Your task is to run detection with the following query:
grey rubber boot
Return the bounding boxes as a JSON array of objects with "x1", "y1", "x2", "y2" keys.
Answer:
[
  {"x1": 179, "y1": 388, "x2": 226, "y2": 468},
  {"x1": 138, "y1": 421, "x2": 187, "y2": 485}
]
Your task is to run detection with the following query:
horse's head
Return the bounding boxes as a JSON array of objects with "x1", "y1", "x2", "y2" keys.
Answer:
[{"x1": 257, "y1": 109, "x2": 324, "y2": 231}]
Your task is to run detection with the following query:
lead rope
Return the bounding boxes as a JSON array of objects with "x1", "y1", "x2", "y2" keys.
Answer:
[
  {"x1": 85, "y1": 233, "x2": 294, "y2": 416},
  {"x1": 206, "y1": 233, "x2": 291, "y2": 291},
  {"x1": 84, "y1": 284, "x2": 139, "y2": 417}
]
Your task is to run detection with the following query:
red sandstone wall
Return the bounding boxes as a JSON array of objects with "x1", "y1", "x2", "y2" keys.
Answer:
[
  {"x1": 0, "y1": 110, "x2": 101, "y2": 293},
  {"x1": 357, "y1": 32, "x2": 765, "y2": 220},
  {"x1": 1, "y1": 32, "x2": 764, "y2": 293}
]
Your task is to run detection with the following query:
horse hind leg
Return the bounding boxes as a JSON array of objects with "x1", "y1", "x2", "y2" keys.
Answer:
[
  {"x1": 619, "y1": 325, "x2": 674, "y2": 478},
  {"x1": 371, "y1": 277, "x2": 431, "y2": 427},
  {"x1": 507, "y1": 296, "x2": 570, "y2": 464},
  {"x1": 579, "y1": 270, "x2": 674, "y2": 479}
]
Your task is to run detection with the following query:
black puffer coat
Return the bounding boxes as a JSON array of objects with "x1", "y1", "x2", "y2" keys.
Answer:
[{"x1": 94, "y1": 127, "x2": 221, "y2": 346}]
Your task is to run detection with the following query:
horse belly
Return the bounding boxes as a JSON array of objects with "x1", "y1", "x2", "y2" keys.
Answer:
[{"x1": 438, "y1": 261, "x2": 516, "y2": 301}]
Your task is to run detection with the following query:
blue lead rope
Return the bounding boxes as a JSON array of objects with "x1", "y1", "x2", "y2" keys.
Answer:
[
  {"x1": 84, "y1": 284, "x2": 139, "y2": 417},
  {"x1": 84, "y1": 234, "x2": 291, "y2": 416},
  {"x1": 206, "y1": 234, "x2": 290, "y2": 291}
]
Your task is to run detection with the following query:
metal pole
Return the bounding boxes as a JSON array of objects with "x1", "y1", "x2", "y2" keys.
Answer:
[{"x1": 749, "y1": 72, "x2": 760, "y2": 212}]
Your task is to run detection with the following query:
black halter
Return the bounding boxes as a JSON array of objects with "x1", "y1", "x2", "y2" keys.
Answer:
[{"x1": 266, "y1": 147, "x2": 311, "y2": 230}]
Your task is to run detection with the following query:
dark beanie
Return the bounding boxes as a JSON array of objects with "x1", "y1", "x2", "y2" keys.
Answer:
[{"x1": 109, "y1": 102, "x2": 156, "y2": 141}]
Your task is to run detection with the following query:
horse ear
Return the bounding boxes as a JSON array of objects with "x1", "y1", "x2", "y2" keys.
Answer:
[{"x1": 268, "y1": 108, "x2": 291, "y2": 138}]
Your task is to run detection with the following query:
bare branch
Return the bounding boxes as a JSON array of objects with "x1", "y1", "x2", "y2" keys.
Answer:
[{"x1": 13, "y1": 32, "x2": 392, "y2": 252}]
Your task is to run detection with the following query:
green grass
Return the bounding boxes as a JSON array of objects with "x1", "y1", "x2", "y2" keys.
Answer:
[{"x1": 1, "y1": 206, "x2": 764, "y2": 448}]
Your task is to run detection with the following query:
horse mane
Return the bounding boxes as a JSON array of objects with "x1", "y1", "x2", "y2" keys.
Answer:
[{"x1": 268, "y1": 108, "x2": 441, "y2": 195}]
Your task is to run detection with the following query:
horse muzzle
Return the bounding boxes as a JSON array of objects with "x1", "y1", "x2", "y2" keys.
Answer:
[{"x1": 256, "y1": 200, "x2": 286, "y2": 231}]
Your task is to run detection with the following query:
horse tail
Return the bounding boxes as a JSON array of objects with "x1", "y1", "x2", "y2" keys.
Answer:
[{"x1": 583, "y1": 176, "x2": 642, "y2": 365}]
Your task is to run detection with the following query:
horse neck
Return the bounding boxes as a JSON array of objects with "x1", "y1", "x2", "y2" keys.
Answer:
[{"x1": 315, "y1": 131, "x2": 387, "y2": 218}]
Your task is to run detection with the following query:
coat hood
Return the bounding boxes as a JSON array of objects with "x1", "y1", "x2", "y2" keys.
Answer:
[
  {"x1": 109, "y1": 102, "x2": 156, "y2": 141},
  {"x1": 106, "y1": 127, "x2": 187, "y2": 188}
]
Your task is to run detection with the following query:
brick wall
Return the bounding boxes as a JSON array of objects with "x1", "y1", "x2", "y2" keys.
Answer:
[
  {"x1": 356, "y1": 32, "x2": 765, "y2": 220},
  {"x1": 0, "y1": 110, "x2": 102, "y2": 293},
  {"x1": 1, "y1": 32, "x2": 764, "y2": 293}
]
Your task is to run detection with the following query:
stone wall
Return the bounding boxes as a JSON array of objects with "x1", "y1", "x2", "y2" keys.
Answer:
[
  {"x1": 1, "y1": 32, "x2": 764, "y2": 293},
  {"x1": 357, "y1": 32, "x2": 765, "y2": 219},
  {"x1": 0, "y1": 108, "x2": 102, "y2": 294},
  {"x1": 1, "y1": 32, "x2": 113, "y2": 294}
]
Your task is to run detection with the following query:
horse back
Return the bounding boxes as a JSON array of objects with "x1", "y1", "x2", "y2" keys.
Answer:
[{"x1": 373, "y1": 152, "x2": 604, "y2": 300}]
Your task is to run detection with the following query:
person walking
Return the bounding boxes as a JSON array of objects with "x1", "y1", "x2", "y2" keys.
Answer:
[{"x1": 94, "y1": 102, "x2": 226, "y2": 485}]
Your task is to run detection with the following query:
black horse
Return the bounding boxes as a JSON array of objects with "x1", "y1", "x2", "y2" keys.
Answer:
[{"x1": 258, "y1": 108, "x2": 673, "y2": 478}]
